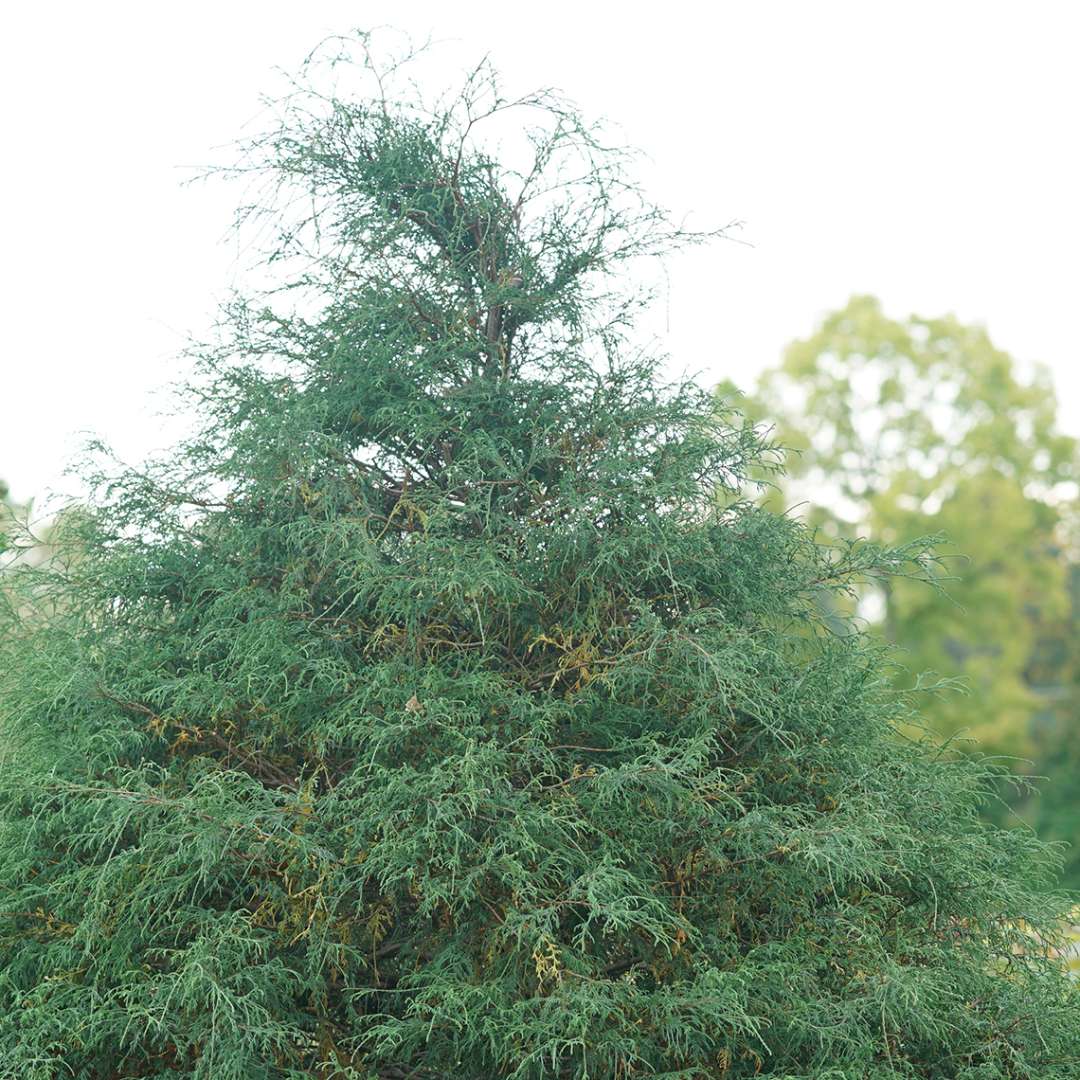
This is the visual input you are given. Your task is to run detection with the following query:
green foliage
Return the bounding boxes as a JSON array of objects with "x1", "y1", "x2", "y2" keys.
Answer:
[
  {"x1": 736, "y1": 295, "x2": 1079, "y2": 757},
  {"x1": 0, "y1": 36, "x2": 1077, "y2": 1079},
  {"x1": 0, "y1": 479, "x2": 13, "y2": 556},
  {"x1": 0, "y1": 483, "x2": 62, "y2": 579},
  {"x1": 1028, "y1": 564, "x2": 1080, "y2": 886}
]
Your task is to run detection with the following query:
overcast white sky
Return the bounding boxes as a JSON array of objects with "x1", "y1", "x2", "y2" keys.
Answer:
[{"x1": 2, "y1": 1, "x2": 1078, "y2": 507}]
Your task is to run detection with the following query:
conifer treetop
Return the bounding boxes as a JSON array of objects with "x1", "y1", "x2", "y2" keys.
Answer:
[{"x1": 0, "y1": 30, "x2": 1076, "y2": 1080}]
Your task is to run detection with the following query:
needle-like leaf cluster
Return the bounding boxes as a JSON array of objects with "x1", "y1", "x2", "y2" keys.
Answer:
[{"x1": 0, "y1": 33, "x2": 1076, "y2": 1080}]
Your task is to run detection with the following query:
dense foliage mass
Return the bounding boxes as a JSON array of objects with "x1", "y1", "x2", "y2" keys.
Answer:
[
  {"x1": 0, "y1": 36, "x2": 1077, "y2": 1079},
  {"x1": 731, "y1": 295, "x2": 1079, "y2": 755},
  {"x1": 731, "y1": 298, "x2": 1080, "y2": 866}
]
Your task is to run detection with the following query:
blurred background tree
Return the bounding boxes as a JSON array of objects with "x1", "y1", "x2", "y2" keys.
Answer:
[
  {"x1": 725, "y1": 295, "x2": 1080, "y2": 875},
  {"x1": 0, "y1": 479, "x2": 17, "y2": 559}
]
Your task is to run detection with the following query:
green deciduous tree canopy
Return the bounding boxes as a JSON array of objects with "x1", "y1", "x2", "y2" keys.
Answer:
[
  {"x1": 737, "y1": 295, "x2": 1079, "y2": 758},
  {"x1": 0, "y1": 479, "x2": 15, "y2": 556},
  {"x1": 1, "y1": 37, "x2": 1077, "y2": 1079}
]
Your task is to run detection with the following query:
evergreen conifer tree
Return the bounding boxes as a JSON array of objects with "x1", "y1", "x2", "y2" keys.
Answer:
[{"x1": 1, "y1": 34, "x2": 1077, "y2": 1079}]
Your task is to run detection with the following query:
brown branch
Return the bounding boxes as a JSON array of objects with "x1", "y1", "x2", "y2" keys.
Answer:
[{"x1": 99, "y1": 689, "x2": 299, "y2": 792}]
